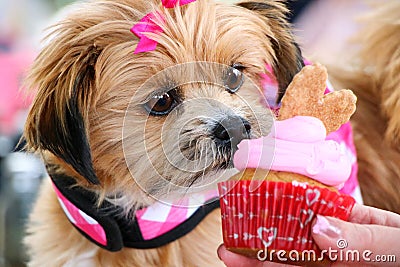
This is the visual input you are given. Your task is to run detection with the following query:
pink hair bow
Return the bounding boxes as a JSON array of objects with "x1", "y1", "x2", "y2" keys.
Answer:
[
  {"x1": 130, "y1": 12, "x2": 164, "y2": 54},
  {"x1": 131, "y1": 0, "x2": 196, "y2": 54},
  {"x1": 161, "y1": 0, "x2": 196, "y2": 8}
]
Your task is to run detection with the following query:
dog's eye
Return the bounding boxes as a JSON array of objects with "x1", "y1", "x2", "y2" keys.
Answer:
[
  {"x1": 224, "y1": 66, "x2": 244, "y2": 93},
  {"x1": 144, "y1": 92, "x2": 176, "y2": 116}
]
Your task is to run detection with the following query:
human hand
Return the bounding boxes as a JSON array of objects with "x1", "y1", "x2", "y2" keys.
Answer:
[
  {"x1": 217, "y1": 204, "x2": 400, "y2": 267},
  {"x1": 312, "y1": 203, "x2": 400, "y2": 266},
  {"x1": 217, "y1": 244, "x2": 293, "y2": 267}
]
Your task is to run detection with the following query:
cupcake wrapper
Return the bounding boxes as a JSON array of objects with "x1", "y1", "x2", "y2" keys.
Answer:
[{"x1": 218, "y1": 180, "x2": 355, "y2": 252}]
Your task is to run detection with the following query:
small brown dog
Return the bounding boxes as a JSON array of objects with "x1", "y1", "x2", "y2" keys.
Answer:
[
  {"x1": 328, "y1": 1, "x2": 400, "y2": 214},
  {"x1": 23, "y1": 0, "x2": 304, "y2": 266}
]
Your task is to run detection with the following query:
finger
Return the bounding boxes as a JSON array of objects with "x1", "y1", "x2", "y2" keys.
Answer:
[
  {"x1": 217, "y1": 245, "x2": 289, "y2": 267},
  {"x1": 349, "y1": 204, "x2": 400, "y2": 227},
  {"x1": 217, "y1": 245, "x2": 263, "y2": 267},
  {"x1": 312, "y1": 215, "x2": 400, "y2": 266}
]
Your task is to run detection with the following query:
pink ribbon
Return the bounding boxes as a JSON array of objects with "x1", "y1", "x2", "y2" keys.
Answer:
[
  {"x1": 130, "y1": 12, "x2": 165, "y2": 54},
  {"x1": 162, "y1": 0, "x2": 196, "y2": 8},
  {"x1": 131, "y1": 0, "x2": 196, "y2": 53}
]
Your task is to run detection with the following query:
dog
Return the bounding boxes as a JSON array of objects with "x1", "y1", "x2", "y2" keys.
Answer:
[
  {"x1": 327, "y1": 0, "x2": 400, "y2": 214},
  {"x1": 23, "y1": 0, "x2": 305, "y2": 266}
]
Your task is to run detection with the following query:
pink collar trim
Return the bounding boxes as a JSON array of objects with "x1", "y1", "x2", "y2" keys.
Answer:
[{"x1": 135, "y1": 190, "x2": 218, "y2": 240}]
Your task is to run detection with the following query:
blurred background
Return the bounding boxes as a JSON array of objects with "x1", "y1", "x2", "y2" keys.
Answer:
[
  {"x1": 0, "y1": 1, "x2": 76, "y2": 266},
  {"x1": 0, "y1": 0, "x2": 368, "y2": 266}
]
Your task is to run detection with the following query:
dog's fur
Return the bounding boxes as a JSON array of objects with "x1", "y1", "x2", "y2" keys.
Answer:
[
  {"x1": 23, "y1": 0, "x2": 304, "y2": 266},
  {"x1": 328, "y1": 1, "x2": 400, "y2": 214}
]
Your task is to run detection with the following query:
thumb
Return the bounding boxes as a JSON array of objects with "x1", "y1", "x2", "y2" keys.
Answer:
[{"x1": 312, "y1": 215, "x2": 400, "y2": 266}]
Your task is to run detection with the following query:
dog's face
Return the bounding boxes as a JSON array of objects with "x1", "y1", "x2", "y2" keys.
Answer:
[{"x1": 25, "y1": 0, "x2": 303, "y2": 211}]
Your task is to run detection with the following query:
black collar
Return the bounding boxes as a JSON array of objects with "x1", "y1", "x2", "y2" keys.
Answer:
[{"x1": 51, "y1": 174, "x2": 220, "y2": 252}]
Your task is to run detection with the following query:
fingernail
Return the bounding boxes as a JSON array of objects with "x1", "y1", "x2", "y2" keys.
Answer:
[
  {"x1": 312, "y1": 215, "x2": 341, "y2": 238},
  {"x1": 217, "y1": 244, "x2": 224, "y2": 261}
]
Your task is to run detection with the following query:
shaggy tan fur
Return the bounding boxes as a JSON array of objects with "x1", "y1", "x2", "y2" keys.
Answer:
[
  {"x1": 23, "y1": 0, "x2": 304, "y2": 266},
  {"x1": 328, "y1": 1, "x2": 400, "y2": 214}
]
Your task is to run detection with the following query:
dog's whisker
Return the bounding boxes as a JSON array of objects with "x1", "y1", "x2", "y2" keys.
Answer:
[
  {"x1": 198, "y1": 140, "x2": 205, "y2": 168},
  {"x1": 194, "y1": 138, "x2": 201, "y2": 162},
  {"x1": 200, "y1": 144, "x2": 208, "y2": 182}
]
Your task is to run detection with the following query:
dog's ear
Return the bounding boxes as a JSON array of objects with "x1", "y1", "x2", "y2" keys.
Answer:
[
  {"x1": 237, "y1": 1, "x2": 304, "y2": 102},
  {"x1": 24, "y1": 41, "x2": 100, "y2": 185}
]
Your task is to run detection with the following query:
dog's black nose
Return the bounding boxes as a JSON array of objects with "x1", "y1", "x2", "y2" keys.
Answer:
[{"x1": 213, "y1": 116, "x2": 251, "y2": 149}]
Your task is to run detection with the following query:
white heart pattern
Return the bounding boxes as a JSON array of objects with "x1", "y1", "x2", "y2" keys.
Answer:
[
  {"x1": 305, "y1": 188, "x2": 320, "y2": 207},
  {"x1": 257, "y1": 227, "x2": 277, "y2": 248},
  {"x1": 299, "y1": 209, "x2": 315, "y2": 229}
]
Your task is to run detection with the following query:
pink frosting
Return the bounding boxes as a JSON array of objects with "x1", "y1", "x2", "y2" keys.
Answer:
[{"x1": 233, "y1": 116, "x2": 352, "y2": 188}]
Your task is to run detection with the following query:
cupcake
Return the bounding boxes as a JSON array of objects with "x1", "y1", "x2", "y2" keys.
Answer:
[{"x1": 218, "y1": 64, "x2": 357, "y2": 265}]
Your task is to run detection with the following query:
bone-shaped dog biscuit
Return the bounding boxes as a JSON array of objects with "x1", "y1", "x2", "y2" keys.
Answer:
[{"x1": 278, "y1": 63, "x2": 357, "y2": 134}]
